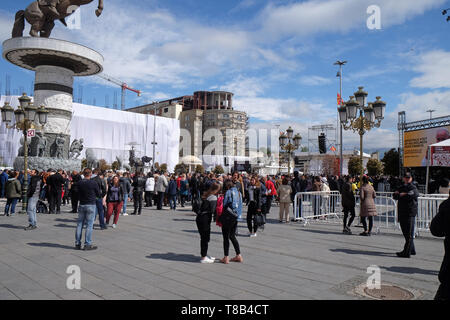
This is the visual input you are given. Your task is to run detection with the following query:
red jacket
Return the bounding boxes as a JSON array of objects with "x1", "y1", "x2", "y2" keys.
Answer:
[{"x1": 266, "y1": 180, "x2": 277, "y2": 197}]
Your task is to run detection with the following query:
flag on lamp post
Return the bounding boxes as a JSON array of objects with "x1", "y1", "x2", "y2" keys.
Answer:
[{"x1": 337, "y1": 93, "x2": 344, "y2": 106}]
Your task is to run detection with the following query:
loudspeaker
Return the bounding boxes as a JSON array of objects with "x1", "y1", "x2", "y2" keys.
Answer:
[{"x1": 318, "y1": 133, "x2": 327, "y2": 154}]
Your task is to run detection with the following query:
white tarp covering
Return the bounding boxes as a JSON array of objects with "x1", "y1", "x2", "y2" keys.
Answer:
[{"x1": 0, "y1": 96, "x2": 180, "y2": 172}]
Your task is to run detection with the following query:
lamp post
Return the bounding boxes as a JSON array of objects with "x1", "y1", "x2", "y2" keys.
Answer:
[
  {"x1": 338, "y1": 87, "x2": 386, "y2": 183},
  {"x1": 151, "y1": 101, "x2": 158, "y2": 173},
  {"x1": 279, "y1": 127, "x2": 302, "y2": 176},
  {"x1": 1, "y1": 93, "x2": 48, "y2": 214},
  {"x1": 334, "y1": 60, "x2": 347, "y2": 176}
]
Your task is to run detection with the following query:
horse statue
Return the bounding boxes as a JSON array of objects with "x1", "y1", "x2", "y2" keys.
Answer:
[{"x1": 12, "y1": 0, "x2": 104, "y2": 38}]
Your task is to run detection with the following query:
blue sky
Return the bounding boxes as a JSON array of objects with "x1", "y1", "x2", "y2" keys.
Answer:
[{"x1": 1, "y1": 0, "x2": 450, "y2": 151}]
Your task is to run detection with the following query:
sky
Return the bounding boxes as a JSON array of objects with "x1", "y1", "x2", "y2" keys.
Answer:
[{"x1": 1, "y1": 0, "x2": 450, "y2": 153}]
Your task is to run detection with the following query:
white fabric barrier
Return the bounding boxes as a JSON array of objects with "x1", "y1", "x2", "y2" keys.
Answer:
[{"x1": 0, "y1": 96, "x2": 180, "y2": 172}]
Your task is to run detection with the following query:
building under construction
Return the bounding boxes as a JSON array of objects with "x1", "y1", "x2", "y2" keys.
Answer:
[{"x1": 128, "y1": 91, "x2": 248, "y2": 171}]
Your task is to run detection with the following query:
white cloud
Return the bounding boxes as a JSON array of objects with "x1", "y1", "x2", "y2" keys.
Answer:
[
  {"x1": 410, "y1": 50, "x2": 450, "y2": 89},
  {"x1": 299, "y1": 75, "x2": 332, "y2": 86},
  {"x1": 257, "y1": 0, "x2": 445, "y2": 40}
]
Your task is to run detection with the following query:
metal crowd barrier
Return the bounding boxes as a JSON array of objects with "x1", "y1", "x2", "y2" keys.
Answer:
[
  {"x1": 416, "y1": 196, "x2": 447, "y2": 235},
  {"x1": 294, "y1": 191, "x2": 447, "y2": 235}
]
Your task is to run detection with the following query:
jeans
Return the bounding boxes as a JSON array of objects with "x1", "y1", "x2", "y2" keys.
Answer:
[
  {"x1": 247, "y1": 201, "x2": 259, "y2": 233},
  {"x1": 106, "y1": 201, "x2": 123, "y2": 225},
  {"x1": 5, "y1": 198, "x2": 19, "y2": 215},
  {"x1": 75, "y1": 205, "x2": 96, "y2": 246},
  {"x1": 222, "y1": 220, "x2": 240, "y2": 257},
  {"x1": 145, "y1": 191, "x2": 153, "y2": 207},
  {"x1": 122, "y1": 193, "x2": 129, "y2": 214},
  {"x1": 361, "y1": 216, "x2": 373, "y2": 233},
  {"x1": 27, "y1": 197, "x2": 38, "y2": 226},
  {"x1": 157, "y1": 192, "x2": 164, "y2": 210},
  {"x1": 95, "y1": 198, "x2": 106, "y2": 228},
  {"x1": 169, "y1": 194, "x2": 177, "y2": 209}
]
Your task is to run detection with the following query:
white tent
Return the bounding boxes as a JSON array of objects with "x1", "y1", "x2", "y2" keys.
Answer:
[{"x1": 0, "y1": 96, "x2": 180, "y2": 172}]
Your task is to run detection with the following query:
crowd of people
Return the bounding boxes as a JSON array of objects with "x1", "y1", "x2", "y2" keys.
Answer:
[{"x1": 0, "y1": 167, "x2": 449, "y2": 299}]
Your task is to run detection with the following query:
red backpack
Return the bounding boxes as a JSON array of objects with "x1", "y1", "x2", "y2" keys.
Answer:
[{"x1": 216, "y1": 195, "x2": 224, "y2": 227}]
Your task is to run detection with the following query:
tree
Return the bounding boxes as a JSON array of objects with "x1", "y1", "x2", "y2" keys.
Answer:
[
  {"x1": 322, "y1": 155, "x2": 339, "y2": 176},
  {"x1": 381, "y1": 149, "x2": 400, "y2": 177},
  {"x1": 348, "y1": 156, "x2": 363, "y2": 177},
  {"x1": 174, "y1": 163, "x2": 187, "y2": 174},
  {"x1": 213, "y1": 165, "x2": 224, "y2": 175},
  {"x1": 195, "y1": 165, "x2": 205, "y2": 174},
  {"x1": 111, "y1": 161, "x2": 120, "y2": 171},
  {"x1": 81, "y1": 159, "x2": 87, "y2": 170},
  {"x1": 367, "y1": 158, "x2": 383, "y2": 177},
  {"x1": 98, "y1": 159, "x2": 111, "y2": 171},
  {"x1": 160, "y1": 163, "x2": 168, "y2": 172}
]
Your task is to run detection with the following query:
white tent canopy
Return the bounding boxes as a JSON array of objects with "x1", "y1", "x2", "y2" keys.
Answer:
[{"x1": 0, "y1": 96, "x2": 180, "y2": 172}]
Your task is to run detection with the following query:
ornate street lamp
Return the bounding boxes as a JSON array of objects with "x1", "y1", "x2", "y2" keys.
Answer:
[
  {"x1": 279, "y1": 127, "x2": 302, "y2": 175},
  {"x1": 1, "y1": 93, "x2": 48, "y2": 214},
  {"x1": 340, "y1": 87, "x2": 386, "y2": 186}
]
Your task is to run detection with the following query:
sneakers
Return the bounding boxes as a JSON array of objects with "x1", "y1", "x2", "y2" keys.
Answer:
[
  {"x1": 123, "y1": 213, "x2": 129, "y2": 216},
  {"x1": 200, "y1": 257, "x2": 215, "y2": 264},
  {"x1": 75, "y1": 244, "x2": 82, "y2": 250},
  {"x1": 24, "y1": 225, "x2": 37, "y2": 231},
  {"x1": 83, "y1": 245, "x2": 98, "y2": 251},
  {"x1": 343, "y1": 227, "x2": 352, "y2": 235},
  {"x1": 250, "y1": 233, "x2": 257, "y2": 238},
  {"x1": 112, "y1": 224, "x2": 117, "y2": 229}
]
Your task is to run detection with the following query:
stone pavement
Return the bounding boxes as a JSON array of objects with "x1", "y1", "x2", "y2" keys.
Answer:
[{"x1": 0, "y1": 199, "x2": 444, "y2": 300}]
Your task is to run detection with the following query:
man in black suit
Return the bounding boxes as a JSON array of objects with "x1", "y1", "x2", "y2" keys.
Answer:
[
  {"x1": 393, "y1": 172, "x2": 420, "y2": 258},
  {"x1": 46, "y1": 169, "x2": 65, "y2": 214}
]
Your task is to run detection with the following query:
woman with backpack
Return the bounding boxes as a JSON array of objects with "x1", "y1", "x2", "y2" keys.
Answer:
[
  {"x1": 196, "y1": 182, "x2": 221, "y2": 264},
  {"x1": 219, "y1": 180, "x2": 243, "y2": 264}
]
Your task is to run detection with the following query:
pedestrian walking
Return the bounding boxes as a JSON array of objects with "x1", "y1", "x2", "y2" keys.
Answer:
[
  {"x1": 120, "y1": 172, "x2": 132, "y2": 216},
  {"x1": 46, "y1": 169, "x2": 65, "y2": 214},
  {"x1": 168, "y1": 176, "x2": 178, "y2": 210},
  {"x1": 393, "y1": 172, "x2": 420, "y2": 258},
  {"x1": 75, "y1": 168, "x2": 101, "y2": 250},
  {"x1": 4, "y1": 171, "x2": 21, "y2": 216},
  {"x1": 359, "y1": 175, "x2": 377, "y2": 236},
  {"x1": 92, "y1": 169, "x2": 107, "y2": 230},
  {"x1": 132, "y1": 171, "x2": 146, "y2": 215},
  {"x1": 0, "y1": 169, "x2": 9, "y2": 198},
  {"x1": 277, "y1": 177, "x2": 292, "y2": 223},
  {"x1": 430, "y1": 190, "x2": 450, "y2": 300},
  {"x1": 195, "y1": 182, "x2": 221, "y2": 263},
  {"x1": 106, "y1": 175, "x2": 125, "y2": 229},
  {"x1": 155, "y1": 171, "x2": 168, "y2": 210},
  {"x1": 25, "y1": 170, "x2": 42, "y2": 230},
  {"x1": 70, "y1": 171, "x2": 81, "y2": 213},
  {"x1": 219, "y1": 180, "x2": 243, "y2": 264},
  {"x1": 342, "y1": 176, "x2": 356, "y2": 234},
  {"x1": 247, "y1": 176, "x2": 263, "y2": 237},
  {"x1": 144, "y1": 172, "x2": 155, "y2": 207}
]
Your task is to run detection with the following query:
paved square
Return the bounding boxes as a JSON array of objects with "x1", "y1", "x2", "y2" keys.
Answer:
[{"x1": 0, "y1": 199, "x2": 443, "y2": 300}]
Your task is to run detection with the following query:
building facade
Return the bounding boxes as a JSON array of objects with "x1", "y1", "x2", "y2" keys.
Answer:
[{"x1": 128, "y1": 91, "x2": 248, "y2": 171}]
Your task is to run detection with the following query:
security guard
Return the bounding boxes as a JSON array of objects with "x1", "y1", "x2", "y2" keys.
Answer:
[{"x1": 393, "y1": 172, "x2": 420, "y2": 258}]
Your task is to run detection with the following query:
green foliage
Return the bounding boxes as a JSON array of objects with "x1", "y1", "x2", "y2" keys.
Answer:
[
  {"x1": 213, "y1": 165, "x2": 225, "y2": 175},
  {"x1": 98, "y1": 159, "x2": 111, "y2": 171},
  {"x1": 381, "y1": 149, "x2": 400, "y2": 177},
  {"x1": 111, "y1": 161, "x2": 120, "y2": 171},
  {"x1": 195, "y1": 165, "x2": 205, "y2": 174},
  {"x1": 81, "y1": 159, "x2": 87, "y2": 170},
  {"x1": 348, "y1": 156, "x2": 363, "y2": 177},
  {"x1": 160, "y1": 163, "x2": 168, "y2": 172},
  {"x1": 366, "y1": 158, "x2": 383, "y2": 177},
  {"x1": 174, "y1": 163, "x2": 187, "y2": 174}
]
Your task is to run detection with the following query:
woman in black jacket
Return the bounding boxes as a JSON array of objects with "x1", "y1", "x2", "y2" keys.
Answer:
[
  {"x1": 247, "y1": 175, "x2": 263, "y2": 237},
  {"x1": 341, "y1": 176, "x2": 356, "y2": 235},
  {"x1": 106, "y1": 175, "x2": 125, "y2": 229},
  {"x1": 196, "y1": 182, "x2": 221, "y2": 264}
]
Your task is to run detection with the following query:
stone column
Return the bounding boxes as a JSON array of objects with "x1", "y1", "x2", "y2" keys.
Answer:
[{"x1": 34, "y1": 65, "x2": 74, "y2": 158}]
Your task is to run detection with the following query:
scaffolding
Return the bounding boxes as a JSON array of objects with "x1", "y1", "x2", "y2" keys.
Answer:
[{"x1": 307, "y1": 124, "x2": 337, "y2": 154}]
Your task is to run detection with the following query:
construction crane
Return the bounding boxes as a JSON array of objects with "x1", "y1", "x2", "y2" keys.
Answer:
[{"x1": 97, "y1": 73, "x2": 142, "y2": 110}]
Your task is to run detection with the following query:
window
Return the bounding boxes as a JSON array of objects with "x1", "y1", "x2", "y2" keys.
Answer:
[
  {"x1": 185, "y1": 115, "x2": 190, "y2": 121},
  {"x1": 164, "y1": 108, "x2": 169, "y2": 113},
  {"x1": 223, "y1": 114, "x2": 229, "y2": 119}
]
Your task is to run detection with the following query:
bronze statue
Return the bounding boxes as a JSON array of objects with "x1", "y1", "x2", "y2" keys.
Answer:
[{"x1": 12, "y1": 0, "x2": 104, "y2": 38}]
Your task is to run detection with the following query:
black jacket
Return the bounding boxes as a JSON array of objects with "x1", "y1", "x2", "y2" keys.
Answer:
[
  {"x1": 92, "y1": 176, "x2": 107, "y2": 198},
  {"x1": 46, "y1": 173, "x2": 65, "y2": 194},
  {"x1": 106, "y1": 183, "x2": 125, "y2": 203},
  {"x1": 393, "y1": 183, "x2": 420, "y2": 219},
  {"x1": 27, "y1": 176, "x2": 42, "y2": 198},
  {"x1": 132, "y1": 176, "x2": 147, "y2": 193},
  {"x1": 71, "y1": 174, "x2": 82, "y2": 193},
  {"x1": 248, "y1": 186, "x2": 263, "y2": 210},
  {"x1": 120, "y1": 177, "x2": 132, "y2": 194},
  {"x1": 341, "y1": 182, "x2": 355, "y2": 208},
  {"x1": 430, "y1": 198, "x2": 450, "y2": 285}
]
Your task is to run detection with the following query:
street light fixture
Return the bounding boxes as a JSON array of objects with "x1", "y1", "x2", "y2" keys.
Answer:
[
  {"x1": 1, "y1": 93, "x2": 48, "y2": 215},
  {"x1": 339, "y1": 87, "x2": 386, "y2": 183},
  {"x1": 279, "y1": 127, "x2": 302, "y2": 175}
]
